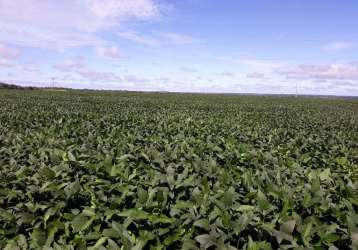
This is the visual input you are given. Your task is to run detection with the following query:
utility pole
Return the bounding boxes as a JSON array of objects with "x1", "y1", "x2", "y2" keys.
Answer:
[
  {"x1": 51, "y1": 77, "x2": 56, "y2": 88},
  {"x1": 295, "y1": 82, "x2": 298, "y2": 97}
]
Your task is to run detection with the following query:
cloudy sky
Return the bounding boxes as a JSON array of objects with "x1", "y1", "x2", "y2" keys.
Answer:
[{"x1": 0, "y1": 0, "x2": 358, "y2": 95}]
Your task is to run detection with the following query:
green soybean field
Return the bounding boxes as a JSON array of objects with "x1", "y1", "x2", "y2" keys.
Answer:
[{"x1": 0, "y1": 89, "x2": 357, "y2": 250}]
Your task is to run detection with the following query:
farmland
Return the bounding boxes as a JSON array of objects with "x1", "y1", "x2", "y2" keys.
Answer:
[{"x1": 0, "y1": 89, "x2": 357, "y2": 249}]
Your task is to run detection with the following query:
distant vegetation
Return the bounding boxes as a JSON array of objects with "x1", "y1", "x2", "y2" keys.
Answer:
[
  {"x1": 0, "y1": 89, "x2": 357, "y2": 249},
  {"x1": 0, "y1": 82, "x2": 37, "y2": 90},
  {"x1": 0, "y1": 82, "x2": 70, "y2": 91}
]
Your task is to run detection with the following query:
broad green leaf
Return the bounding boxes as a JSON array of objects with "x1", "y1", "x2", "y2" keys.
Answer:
[
  {"x1": 118, "y1": 209, "x2": 149, "y2": 220},
  {"x1": 107, "y1": 239, "x2": 121, "y2": 250},
  {"x1": 257, "y1": 190, "x2": 270, "y2": 210},
  {"x1": 351, "y1": 232, "x2": 358, "y2": 249},
  {"x1": 280, "y1": 220, "x2": 295, "y2": 235},
  {"x1": 319, "y1": 168, "x2": 331, "y2": 181},
  {"x1": 89, "y1": 237, "x2": 108, "y2": 250},
  {"x1": 31, "y1": 228, "x2": 46, "y2": 248},
  {"x1": 194, "y1": 219, "x2": 210, "y2": 230},
  {"x1": 195, "y1": 234, "x2": 215, "y2": 249},
  {"x1": 65, "y1": 179, "x2": 81, "y2": 197},
  {"x1": 236, "y1": 205, "x2": 255, "y2": 212},
  {"x1": 72, "y1": 214, "x2": 93, "y2": 232}
]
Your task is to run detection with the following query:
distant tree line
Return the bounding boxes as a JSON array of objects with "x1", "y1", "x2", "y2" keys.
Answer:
[
  {"x1": 0, "y1": 82, "x2": 72, "y2": 90},
  {"x1": 0, "y1": 82, "x2": 39, "y2": 90}
]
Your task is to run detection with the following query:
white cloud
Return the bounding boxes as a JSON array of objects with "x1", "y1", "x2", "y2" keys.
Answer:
[
  {"x1": 96, "y1": 46, "x2": 123, "y2": 59},
  {"x1": 246, "y1": 72, "x2": 266, "y2": 79},
  {"x1": 239, "y1": 59, "x2": 283, "y2": 68},
  {"x1": 53, "y1": 57, "x2": 155, "y2": 84},
  {"x1": 124, "y1": 74, "x2": 151, "y2": 84},
  {"x1": 85, "y1": 0, "x2": 159, "y2": 20},
  {"x1": 0, "y1": 43, "x2": 20, "y2": 59},
  {"x1": 53, "y1": 57, "x2": 86, "y2": 72},
  {"x1": 180, "y1": 67, "x2": 197, "y2": 73},
  {"x1": 274, "y1": 63, "x2": 358, "y2": 95},
  {"x1": 0, "y1": 43, "x2": 20, "y2": 68},
  {"x1": 117, "y1": 30, "x2": 202, "y2": 47},
  {"x1": 75, "y1": 69, "x2": 120, "y2": 82},
  {"x1": 53, "y1": 57, "x2": 119, "y2": 81},
  {"x1": 0, "y1": 0, "x2": 160, "y2": 50},
  {"x1": 156, "y1": 32, "x2": 203, "y2": 45},
  {"x1": 217, "y1": 72, "x2": 234, "y2": 77},
  {"x1": 117, "y1": 31, "x2": 161, "y2": 47},
  {"x1": 72, "y1": 70, "x2": 155, "y2": 86},
  {"x1": 322, "y1": 41, "x2": 355, "y2": 51},
  {"x1": 0, "y1": 0, "x2": 159, "y2": 32},
  {"x1": 0, "y1": 24, "x2": 106, "y2": 51},
  {"x1": 0, "y1": 58, "x2": 12, "y2": 67},
  {"x1": 275, "y1": 63, "x2": 358, "y2": 81}
]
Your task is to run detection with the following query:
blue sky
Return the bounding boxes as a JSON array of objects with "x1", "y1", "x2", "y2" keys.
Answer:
[{"x1": 0, "y1": 0, "x2": 358, "y2": 95}]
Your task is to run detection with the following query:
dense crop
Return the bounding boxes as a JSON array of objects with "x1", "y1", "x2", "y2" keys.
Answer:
[{"x1": 0, "y1": 89, "x2": 357, "y2": 249}]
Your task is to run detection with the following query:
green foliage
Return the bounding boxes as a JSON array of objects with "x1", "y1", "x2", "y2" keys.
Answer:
[{"x1": 0, "y1": 89, "x2": 357, "y2": 249}]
